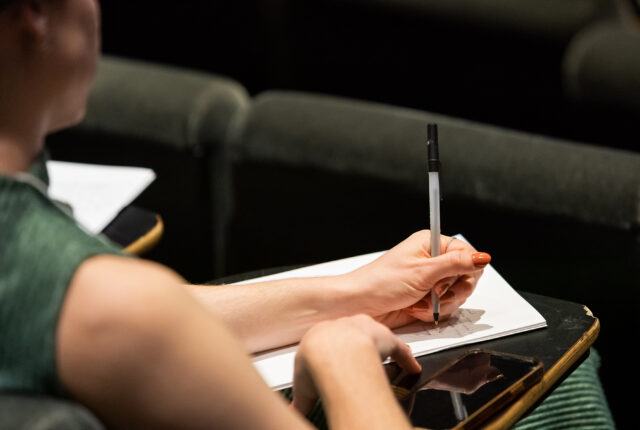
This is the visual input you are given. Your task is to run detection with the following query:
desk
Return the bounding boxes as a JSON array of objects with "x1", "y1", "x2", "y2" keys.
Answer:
[
  {"x1": 101, "y1": 205, "x2": 164, "y2": 255},
  {"x1": 215, "y1": 271, "x2": 599, "y2": 429},
  {"x1": 409, "y1": 292, "x2": 598, "y2": 429}
]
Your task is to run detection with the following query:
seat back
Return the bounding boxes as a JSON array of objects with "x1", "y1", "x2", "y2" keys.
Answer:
[{"x1": 47, "y1": 56, "x2": 249, "y2": 281}]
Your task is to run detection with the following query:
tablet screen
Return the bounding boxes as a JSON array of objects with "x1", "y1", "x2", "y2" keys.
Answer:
[{"x1": 390, "y1": 350, "x2": 542, "y2": 429}]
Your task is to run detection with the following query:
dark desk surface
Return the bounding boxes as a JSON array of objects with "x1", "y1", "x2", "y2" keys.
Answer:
[
  {"x1": 102, "y1": 205, "x2": 163, "y2": 255},
  {"x1": 408, "y1": 292, "x2": 598, "y2": 429},
  {"x1": 215, "y1": 271, "x2": 599, "y2": 429}
]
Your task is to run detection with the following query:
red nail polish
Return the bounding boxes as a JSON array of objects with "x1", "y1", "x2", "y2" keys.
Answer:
[{"x1": 472, "y1": 252, "x2": 491, "y2": 267}]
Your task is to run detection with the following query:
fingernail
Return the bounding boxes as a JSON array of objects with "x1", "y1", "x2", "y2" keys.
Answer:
[{"x1": 472, "y1": 252, "x2": 491, "y2": 267}]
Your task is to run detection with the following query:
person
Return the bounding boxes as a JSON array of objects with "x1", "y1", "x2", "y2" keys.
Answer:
[{"x1": 0, "y1": 0, "x2": 491, "y2": 428}]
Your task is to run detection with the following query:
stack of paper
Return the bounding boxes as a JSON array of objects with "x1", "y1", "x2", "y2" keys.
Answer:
[
  {"x1": 241, "y1": 236, "x2": 547, "y2": 390},
  {"x1": 47, "y1": 161, "x2": 156, "y2": 234}
]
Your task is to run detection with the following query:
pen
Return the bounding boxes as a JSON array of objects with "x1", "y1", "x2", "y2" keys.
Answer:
[{"x1": 427, "y1": 123, "x2": 441, "y2": 325}]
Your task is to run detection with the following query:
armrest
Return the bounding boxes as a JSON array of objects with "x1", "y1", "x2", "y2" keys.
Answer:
[
  {"x1": 564, "y1": 21, "x2": 640, "y2": 115},
  {"x1": 232, "y1": 90, "x2": 640, "y2": 230},
  {"x1": 47, "y1": 56, "x2": 250, "y2": 281},
  {"x1": 0, "y1": 394, "x2": 103, "y2": 430}
]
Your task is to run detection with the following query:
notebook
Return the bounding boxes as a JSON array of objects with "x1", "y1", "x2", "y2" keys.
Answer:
[
  {"x1": 47, "y1": 161, "x2": 156, "y2": 234},
  {"x1": 240, "y1": 236, "x2": 547, "y2": 390}
]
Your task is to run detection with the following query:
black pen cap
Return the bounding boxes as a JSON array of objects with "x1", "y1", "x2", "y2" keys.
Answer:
[{"x1": 427, "y1": 124, "x2": 440, "y2": 172}]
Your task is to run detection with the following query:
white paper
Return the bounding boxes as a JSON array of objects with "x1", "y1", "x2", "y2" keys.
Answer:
[
  {"x1": 246, "y1": 236, "x2": 547, "y2": 390},
  {"x1": 47, "y1": 161, "x2": 156, "y2": 234}
]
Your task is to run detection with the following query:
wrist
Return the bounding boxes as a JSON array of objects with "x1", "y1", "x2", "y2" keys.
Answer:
[
  {"x1": 298, "y1": 324, "x2": 410, "y2": 428},
  {"x1": 302, "y1": 323, "x2": 375, "y2": 371},
  {"x1": 317, "y1": 272, "x2": 376, "y2": 318},
  {"x1": 301, "y1": 327, "x2": 378, "y2": 396},
  {"x1": 335, "y1": 267, "x2": 392, "y2": 317}
]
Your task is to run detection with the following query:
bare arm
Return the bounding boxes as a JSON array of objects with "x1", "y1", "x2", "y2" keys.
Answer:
[
  {"x1": 58, "y1": 255, "x2": 313, "y2": 430},
  {"x1": 185, "y1": 275, "x2": 359, "y2": 353},
  {"x1": 186, "y1": 231, "x2": 489, "y2": 353},
  {"x1": 57, "y1": 256, "x2": 424, "y2": 430}
]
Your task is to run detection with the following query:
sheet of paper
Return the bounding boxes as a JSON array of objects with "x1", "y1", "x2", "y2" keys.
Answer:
[
  {"x1": 245, "y1": 236, "x2": 547, "y2": 390},
  {"x1": 47, "y1": 161, "x2": 156, "y2": 234}
]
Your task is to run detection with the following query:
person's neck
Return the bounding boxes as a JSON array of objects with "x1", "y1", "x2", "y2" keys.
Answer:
[
  {"x1": 0, "y1": 76, "x2": 49, "y2": 175},
  {"x1": 0, "y1": 99, "x2": 49, "y2": 174},
  {"x1": 0, "y1": 132, "x2": 44, "y2": 175}
]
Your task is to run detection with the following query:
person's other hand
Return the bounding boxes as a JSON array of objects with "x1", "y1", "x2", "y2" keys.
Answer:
[
  {"x1": 291, "y1": 314, "x2": 421, "y2": 416},
  {"x1": 346, "y1": 230, "x2": 490, "y2": 328}
]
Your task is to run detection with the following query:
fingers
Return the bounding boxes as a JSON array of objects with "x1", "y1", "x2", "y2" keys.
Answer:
[
  {"x1": 292, "y1": 354, "x2": 318, "y2": 416},
  {"x1": 427, "y1": 250, "x2": 491, "y2": 281},
  {"x1": 291, "y1": 392, "x2": 317, "y2": 417},
  {"x1": 444, "y1": 274, "x2": 475, "y2": 302},
  {"x1": 440, "y1": 235, "x2": 474, "y2": 253},
  {"x1": 343, "y1": 315, "x2": 422, "y2": 374},
  {"x1": 433, "y1": 276, "x2": 457, "y2": 296},
  {"x1": 403, "y1": 275, "x2": 475, "y2": 322},
  {"x1": 390, "y1": 341, "x2": 422, "y2": 374},
  {"x1": 404, "y1": 298, "x2": 460, "y2": 322}
]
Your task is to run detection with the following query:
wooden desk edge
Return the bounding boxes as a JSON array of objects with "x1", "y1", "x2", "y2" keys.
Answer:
[
  {"x1": 124, "y1": 215, "x2": 164, "y2": 255},
  {"x1": 484, "y1": 310, "x2": 600, "y2": 430},
  {"x1": 412, "y1": 308, "x2": 600, "y2": 430}
]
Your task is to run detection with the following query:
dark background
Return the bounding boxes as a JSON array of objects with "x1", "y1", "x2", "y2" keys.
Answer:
[{"x1": 99, "y1": 1, "x2": 637, "y2": 152}]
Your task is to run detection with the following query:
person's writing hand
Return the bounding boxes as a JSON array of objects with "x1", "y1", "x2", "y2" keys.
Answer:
[
  {"x1": 346, "y1": 230, "x2": 490, "y2": 328},
  {"x1": 291, "y1": 314, "x2": 421, "y2": 417}
]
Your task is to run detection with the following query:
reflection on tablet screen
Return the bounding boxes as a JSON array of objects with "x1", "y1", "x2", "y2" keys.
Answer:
[{"x1": 391, "y1": 350, "x2": 541, "y2": 429}]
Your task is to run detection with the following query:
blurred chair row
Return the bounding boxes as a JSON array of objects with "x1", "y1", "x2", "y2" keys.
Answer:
[
  {"x1": 4, "y1": 53, "x2": 638, "y2": 428},
  {"x1": 98, "y1": 0, "x2": 640, "y2": 148},
  {"x1": 48, "y1": 54, "x2": 640, "y2": 283},
  {"x1": 253, "y1": 0, "x2": 640, "y2": 149},
  {"x1": 563, "y1": 18, "x2": 640, "y2": 116}
]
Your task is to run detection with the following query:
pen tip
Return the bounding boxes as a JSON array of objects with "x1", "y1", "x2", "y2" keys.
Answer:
[{"x1": 434, "y1": 313, "x2": 439, "y2": 325}]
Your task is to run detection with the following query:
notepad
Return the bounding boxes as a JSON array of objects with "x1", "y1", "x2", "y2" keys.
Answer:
[
  {"x1": 242, "y1": 236, "x2": 547, "y2": 390},
  {"x1": 47, "y1": 161, "x2": 156, "y2": 234}
]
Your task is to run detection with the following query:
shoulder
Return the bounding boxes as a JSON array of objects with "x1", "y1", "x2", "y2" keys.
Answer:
[
  {"x1": 1, "y1": 176, "x2": 121, "y2": 262},
  {"x1": 72, "y1": 254, "x2": 185, "y2": 294},
  {"x1": 0, "y1": 176, "x2": 126, "y2": 305},
  {"x1": 63, "y1": 255, "x2": 187, "y2": 338}
]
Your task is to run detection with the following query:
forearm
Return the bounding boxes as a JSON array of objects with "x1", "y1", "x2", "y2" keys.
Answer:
[
  {"x1": 185, "y1": 275, "x2": 364, "y2": 352},
  {"x1": 185, "y1": 230, "x2": 486, "y2": 353}
]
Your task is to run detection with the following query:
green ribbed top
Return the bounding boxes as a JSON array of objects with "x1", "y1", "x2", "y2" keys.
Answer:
[{"x1": 0, "y1": 156, "x2": 122, "y2": 396}]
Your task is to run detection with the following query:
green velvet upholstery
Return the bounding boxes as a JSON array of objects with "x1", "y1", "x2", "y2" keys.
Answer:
[
  {"x1": 564, "y1": 20, "x2": 640, "y2": 115},
  {"x1": 231, "y1": 90, "x2": 640, "y2": 230},
  {"x1": 514, "y1": 350, "x2": 615, "y2": 430},
  {"x1": 81, "y1": 56, "x2": 248, "y2": 153},
  {"x1": 47, "y1": 55, "x2": 249, "y2": 281},
  {"x1": 0, "y1": 394, "x2": 103, "y2": 430},
  {"x1": 254, "y1": 0, "x2": 619, "y2": 142},
  {"x1": 345, "y1": 0, "x2": 614, "y2": 42}
]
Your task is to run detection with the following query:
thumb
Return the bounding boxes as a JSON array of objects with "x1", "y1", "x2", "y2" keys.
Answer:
[
  {"x1": 291, "y1": 394, "x2": 317, "y2": 417},
  {"x1": 427, "y1": 251, "x2": 491, "y2": 280}
]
